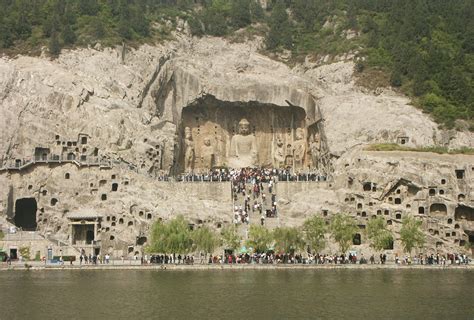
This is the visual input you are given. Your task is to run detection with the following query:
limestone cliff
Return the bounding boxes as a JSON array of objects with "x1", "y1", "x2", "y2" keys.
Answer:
[{"x1": 0, "y1": 35, "x2": 473, "y2": 257}]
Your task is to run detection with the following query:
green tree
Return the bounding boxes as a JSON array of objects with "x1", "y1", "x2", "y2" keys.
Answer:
[
  {"x1": 249, "y1": 0, "x2": 264, "y2": 22},
  {"x1": 273, "y1": 226, "x2": 305, "y2": 254},
  {"x1": 192, "y1": 226, "x2": 219, "y2": 255},
  {"x1": 61, "y1": 23, "x2": 76, "y2": 45},
  {"x1": 303, "y1": 215, "x2": 327, "y2": 253},
  {"x1": 330, "y1": 213, "x2": 358, "y2": 254},
  {"x1": 221, "y1": 224, "x2": 240, "y2": 252},
  {"x1": 400, "y1": 216, "x2": 425, "y2": 255},
  {"x1": 366, "y1": 216, "x2": 393, "y2": 251},
  {"x1": 19, "y1": 246, "x2": 31, "y2": 261},
  {"x1": 230, "y1": 0, "x2": 251, "y2": 29},
  {"x1": 147, "y1": 215, "x2": 193, "y2": 254},
  {"x1": 49, "y1": 31, "x2": 61, "y2": 56},
  {"x1": 246, "y1": 224, "x2": 273, "y2": 253},
  {"x1": 266, "y1": 0, "x2": 292, "y2": 50}
]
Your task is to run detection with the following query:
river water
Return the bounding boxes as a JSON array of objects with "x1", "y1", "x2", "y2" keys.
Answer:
[{"x1": 0, "y1": 269, "x2": 472, "y2": 319}]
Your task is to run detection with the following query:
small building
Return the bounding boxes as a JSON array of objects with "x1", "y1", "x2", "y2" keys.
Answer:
[{"x1": 67, "y1": 210, "x2": 103, "y2": 254}]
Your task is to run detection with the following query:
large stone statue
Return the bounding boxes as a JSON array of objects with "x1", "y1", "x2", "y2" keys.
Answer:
[
  {"x1": 201, "y1": 137, "x2": 215, "y2": 169},
  {"x1": 229, "y1": 118, "x2": 257, "y2": 168},
  {"x1": 293, "y1": 128, "x2": 306, "y2": 170},
  {"x1": 309, "y1": 131, "x2": 321, "y2": 170},
  {"x1": 184, "y1": 127, "x2": 195, "y2": 172},
  {"x1": 273, "y1": 135, "x2": 285, "y2": 168}
]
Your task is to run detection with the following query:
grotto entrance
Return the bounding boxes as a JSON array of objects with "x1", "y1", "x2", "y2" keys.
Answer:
[
  {"x1": 14, "y1": 198, "x2": 37, "y2": 231},
  {"x1": 71, "y1": 224, "x2": 95, "y2": 245},
  {"x1": 178, "y1": 97, "x2": 323, "y2": 173},
  {"x1": 67, "y1": 211, "x2": 102, "y2": 246},
  {"x1": 455, "y1": 205, "x2": 474, "y2": 221}
]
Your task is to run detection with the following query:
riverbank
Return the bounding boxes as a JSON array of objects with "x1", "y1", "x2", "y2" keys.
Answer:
[{"x1": 1, "y1": 262, "x2": 473, "y2": 271}]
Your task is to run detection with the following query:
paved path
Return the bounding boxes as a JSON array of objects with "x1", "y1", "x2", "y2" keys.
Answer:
[{"x1": 1, "y1": 261, "x2": 472, "y2": 271}]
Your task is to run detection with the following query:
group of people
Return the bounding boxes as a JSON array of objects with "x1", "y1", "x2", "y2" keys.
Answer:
[
  {"x1": 173, "y1": 167, "x2": 328, "y2": 183},
  {"x1": 149, "y1": 254, "x2": 194, "y2": 265},
  {"x1": 394, "y1": 253, "x2": 470, "y2": 265},
  {"x1": 231, "y1": 168, "x2": 278, "y2": 225},
  {"x1": 79, "y1": 249, "x2": 110, "y2": 265}
]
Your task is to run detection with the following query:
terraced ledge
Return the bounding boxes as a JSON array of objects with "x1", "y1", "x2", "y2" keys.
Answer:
[{"x1": 365, "y1": 143, "x2": 474, "y2": 155}]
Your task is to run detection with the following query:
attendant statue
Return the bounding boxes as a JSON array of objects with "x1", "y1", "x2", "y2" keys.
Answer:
[
  {"x1": 201, "y1": 137, "x2": 215, "y2": 169},
  {"x1": 229, "y1": 118, "x2": 257, "y2": 168},
  {"x1": 309, "y1": 132, "x2": 321, "y2": 170},
  {"x1": 293, "y1": 128, "x2": 306, "y2": 170},
  {"x1": 285, "y1": 143, "x2": 293, "y2": 167},
  {"x1": 273, "y1": 136, "x2": 285, "y2": 168},
  {"x1": 184, "y1": 127, "x2": 195, "y2": 172}
]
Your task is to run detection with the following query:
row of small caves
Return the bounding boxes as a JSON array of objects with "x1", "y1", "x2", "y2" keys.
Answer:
[
  {"x1": 12, "y1": 170, "x2": 228, "y2": 252},
  {"x1": 342, "y1": 170, "x2": 474, "y2": 247}
]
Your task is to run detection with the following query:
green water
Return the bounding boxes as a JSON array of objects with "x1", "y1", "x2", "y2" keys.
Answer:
[{"x1": 0, "y1": 269, "x2": 472, "y2": 319}]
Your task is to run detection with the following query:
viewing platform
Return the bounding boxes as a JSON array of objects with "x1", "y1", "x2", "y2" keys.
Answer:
[{"x1": 0, "y1": 155, "x2": 112, "y2": 172}]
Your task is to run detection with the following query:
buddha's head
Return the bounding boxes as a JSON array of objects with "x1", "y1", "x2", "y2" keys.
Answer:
[{"x1": 238, "y1": 118, "x2": 250, "y2": 135}]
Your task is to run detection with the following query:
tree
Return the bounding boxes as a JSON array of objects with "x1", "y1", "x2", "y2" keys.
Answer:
[
  {"x1": 246, "y1": 225, "x2": 273, "y2": 253},
  {"x1": 147, "y1": 215, "x2": 193, "y2": 254},
  {"x1": 366, "y1": 216, "x2": 393, "y2": 251},
  {"x1": 230, "y1": 0, "x2": 251, "y2": 29},
  {"x1": 221, "y1": 224, "x2": 240, "y2": 252},
  {"x1": 400, "y1": 216, "x2": 425, "y2": 255},
  {"x1": 303, "y1": 215, "x2": 327, "y2": 253},
  {"x1": 266, "y1": 0, "x2": 292, "y2": 50},
  {"x1": 273, "y1": 226, "x2": 305, "y2": 254},
  {"x1": 49, "y1": 31, "x2": 61, "y2": 56},
  {"x1": 192, "y1": 226, "x2": 219, "y2": 256},
  {"x1": 330, "y1": 214, "x2": 358, "y2": 254},
  {"x1": 250, "y1": 0, "x2": 264, "y2": 22},
  {"x1": 61, "y1": 23, "x2": 76, "y2": 45}
]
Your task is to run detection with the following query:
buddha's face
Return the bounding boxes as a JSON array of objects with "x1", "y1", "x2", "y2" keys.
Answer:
[
  {"x1": 204, "y1": 138, "x2": 211, "y2": 146},
  {"x1": 239, "y1": 121, "x2": 250, "y2": 135}
]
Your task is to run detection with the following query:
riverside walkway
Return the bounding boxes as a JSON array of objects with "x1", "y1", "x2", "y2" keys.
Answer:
[{"x1": 1, "y1": 261, "x2": 472, "y2": 271}]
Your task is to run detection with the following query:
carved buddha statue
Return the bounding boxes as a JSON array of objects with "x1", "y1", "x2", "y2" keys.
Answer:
[{"x1": 229, "y1": 118, "x2": 257, "y2": 168}]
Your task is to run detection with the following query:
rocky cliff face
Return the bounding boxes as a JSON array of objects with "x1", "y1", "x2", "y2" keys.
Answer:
[{"x1": 0, "y1": 34, "x2": 473, "y2": 257}]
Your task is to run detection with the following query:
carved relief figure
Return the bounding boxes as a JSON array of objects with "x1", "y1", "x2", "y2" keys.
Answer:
[
  {"x1": 229, "y1": 118, "x2": 257, "y2": 168},
  {"x1": 309, "y1": 132, "x2": 321, "y2": 170},
  {"x1": 184, "y1": 127, "x2": 195, "y2": 172},
  {"x1": 285, "y1": 143, "x2": 293, "y2": 167},
  {"x1": 273, "y1": 135, "x2": 285, "y2": 168},
  {"x1": 293, "y1": 128, "x2": 306, "y2": 170},
  {"x1": 201, "y1": 137, "x2": 215, "y2": 169}
]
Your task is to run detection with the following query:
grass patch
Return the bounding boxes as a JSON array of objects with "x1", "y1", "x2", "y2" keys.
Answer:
[{"x1": 366, "y1": 143, "x2": 474, "y2": 155}]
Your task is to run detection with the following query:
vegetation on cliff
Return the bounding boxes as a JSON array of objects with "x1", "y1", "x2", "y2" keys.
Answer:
[{"x1": 1, "y1": 0, "x2": 472, "y2": 129}]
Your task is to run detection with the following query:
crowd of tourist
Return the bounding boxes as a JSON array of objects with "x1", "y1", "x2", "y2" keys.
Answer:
[
  {"x1": 395, "y1": 253, "x2": 470, "y2": 265},
  {"x1": 171, "y1": 168, "x2": 328, "y2": 183},
  {"x1": 231, "y1": 168, "x2": 278, "y2": 225},
  {"x1": 79, "y1": 249, "x2": 111, "y2": 265}
]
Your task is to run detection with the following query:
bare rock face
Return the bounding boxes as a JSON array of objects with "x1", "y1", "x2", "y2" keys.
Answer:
[{"x1": 0, "y1": 35, "x2": 473, "y2": 257}]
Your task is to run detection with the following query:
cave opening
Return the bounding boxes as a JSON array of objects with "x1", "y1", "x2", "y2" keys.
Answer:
[
  {"x1": 178, "y1": 96, "x2": 321, "y2": 173},
  {"x1": 455, "y1": 205, "x2": 474, "y2": 221},
  {"x1": 430, "y1": 203, "x2": 447, "y2": 216},
  {"x1": 14, "y1": 198, "x2": 37, "y2": 231}
]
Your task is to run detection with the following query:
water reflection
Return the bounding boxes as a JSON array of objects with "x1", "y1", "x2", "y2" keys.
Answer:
[{"x1": 0, "y1": 270, "x2": 472, "y2": 319}]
